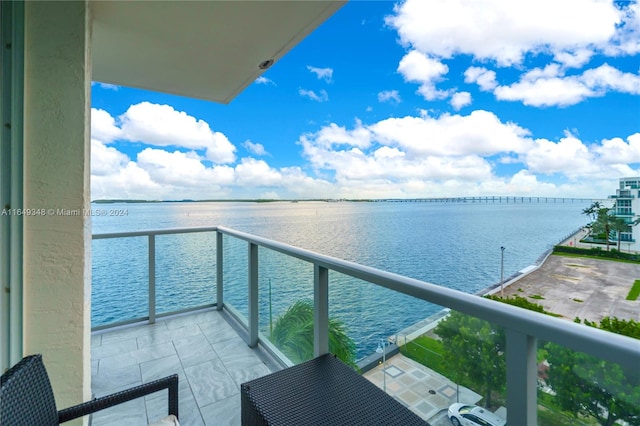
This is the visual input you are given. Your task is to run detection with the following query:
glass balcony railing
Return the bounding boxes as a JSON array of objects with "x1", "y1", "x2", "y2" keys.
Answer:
[{"x1": 92, "y1": 226, "x2": 640, "y2": 425}]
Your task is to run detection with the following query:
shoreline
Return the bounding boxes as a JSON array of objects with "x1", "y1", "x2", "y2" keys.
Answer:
[{"x1": 394, "y1": 226, "x2": 588, "y2": 344}]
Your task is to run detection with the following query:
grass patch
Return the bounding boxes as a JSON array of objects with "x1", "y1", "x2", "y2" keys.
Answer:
[
  {"x1": 399, "y1": 335, "x2": 447, "y2": 376},
  {"x1": 572, "y1": 298, "x2": 584, "y2": 303},
  {"x1": 626, "y1": 280, "x2": 640, "y2": 301},
  {"x1": 517, "y1": 288, "x2": 524, "y2": 292},
  {"x1": 530, "y1": 294, "x2": 545, "y2": 300}
]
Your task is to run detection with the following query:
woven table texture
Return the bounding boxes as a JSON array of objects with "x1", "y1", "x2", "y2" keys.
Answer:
[{"x1": 241, "y1": 354, "x2": 429, "y2": 426}]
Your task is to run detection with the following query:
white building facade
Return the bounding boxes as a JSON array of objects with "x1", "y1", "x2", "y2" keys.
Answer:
[{"x1": 609, "y1": 177, "x2": 640, "y2": 252}]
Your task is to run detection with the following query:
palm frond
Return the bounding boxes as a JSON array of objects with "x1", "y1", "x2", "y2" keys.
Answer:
[{"x1": 271, "y1": 299, "x2": 357, "y2": 367}]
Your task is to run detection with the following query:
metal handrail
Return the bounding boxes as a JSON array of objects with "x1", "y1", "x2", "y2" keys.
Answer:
[
  {"x1": 92, "y1": 225, "x2": 639, "y2": 365},
  {"x1": 215, "y1": 226, "x2": 637, "y2": 366}
]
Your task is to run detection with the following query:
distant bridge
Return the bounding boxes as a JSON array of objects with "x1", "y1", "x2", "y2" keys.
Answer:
[{"x1": 376, "y1": 196, "x2": 610, "y2": 204}]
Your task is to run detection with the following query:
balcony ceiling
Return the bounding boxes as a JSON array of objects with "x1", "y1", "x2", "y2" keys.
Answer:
[{"x1": 91, "y1": 0, "x2": 345, "y2": 103}]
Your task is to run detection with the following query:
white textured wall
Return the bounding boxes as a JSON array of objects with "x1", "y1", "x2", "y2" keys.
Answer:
[{"x1": 23, "y1": 0, "x2": 91, "y2": 414}]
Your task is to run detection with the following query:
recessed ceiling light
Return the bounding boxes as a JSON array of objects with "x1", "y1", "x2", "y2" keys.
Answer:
[{"x1": 259, "y1": 59, "x2": 274, "y2": 70}]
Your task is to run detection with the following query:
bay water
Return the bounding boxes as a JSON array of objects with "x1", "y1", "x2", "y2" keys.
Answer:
[{"x1": 92, "y1": 200, "x2": 587, "y2": 359}]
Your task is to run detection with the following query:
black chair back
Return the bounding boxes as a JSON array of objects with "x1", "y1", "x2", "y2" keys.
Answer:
[{"x1": 1, "y1": 354, "x2": 59, "y2": 426}]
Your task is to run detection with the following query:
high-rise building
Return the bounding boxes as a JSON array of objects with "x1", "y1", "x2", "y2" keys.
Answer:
[{"x1": 609, "y1": 177, "x2": 640, "y2": 252}]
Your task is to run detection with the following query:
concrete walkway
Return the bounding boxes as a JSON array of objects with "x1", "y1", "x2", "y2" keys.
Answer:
[{"x1": 362, "y1": 353, "x2": 481, "y2": 422}]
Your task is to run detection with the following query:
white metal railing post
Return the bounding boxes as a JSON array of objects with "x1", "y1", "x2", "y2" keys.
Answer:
[
  {"x1": 314, "y1": 264, "x2": 329, "y2": 357},
  {"x1": 216, "y1": 231, "x2": 223, "y2": 311},
  {"x1": 148, "y1": 234, "x2": 156, "y2": 324},
  {"x1": 506, "y1": 329, "x2": 537, "y2": 425},
  {"x1": 248, "y1": 242, "x2": 259, "y2": 347}
]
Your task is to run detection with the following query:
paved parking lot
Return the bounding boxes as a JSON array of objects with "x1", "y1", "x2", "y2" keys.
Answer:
[{"x1": 502, "y1": 254, "x2": 640, "y2": 322}]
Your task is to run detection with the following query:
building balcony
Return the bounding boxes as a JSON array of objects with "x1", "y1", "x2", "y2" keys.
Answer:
[
  {"x1": 609, "y1": 194, "x2": 635, "y2": 200},
  {"x1": 90, "y1": 226, "x2": 640, "y2": 425}
]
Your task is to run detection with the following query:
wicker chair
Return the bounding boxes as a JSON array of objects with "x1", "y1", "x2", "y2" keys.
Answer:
[{"x1": 1, "y1": 354, "x2": 179, "y2": 425}]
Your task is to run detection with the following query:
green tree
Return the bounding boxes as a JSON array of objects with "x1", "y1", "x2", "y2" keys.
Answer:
[
  {"x1": 434, "y1": 312, "x2": 506, "y2": 408},
  {"x1": 486, "y1": 294, "x2": 546, "y2": 313},
  {"x1": 545, "y1": 317, "x2": 640, "y2": 426},
  {"x1": 434, "y1": 296, "x2": 550, "y2": 408},
  {"x1": 582, "y1": 201, "x2": 602, "y2": 222},
  {"x1": 582, "y1": 202, "x2": 622, "y2": 251},
  {"x1": 591, "y1": 207, "x2": 616, "y2": 251},
  {"x1": 610, "y1": 216, "x2": 629, "y2": 251},
  {"x1": 270, "y1": 300, "x2": 357, "y2": 368}
]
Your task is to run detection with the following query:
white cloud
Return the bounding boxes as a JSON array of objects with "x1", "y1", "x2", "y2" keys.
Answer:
[
  {"x1": 299, "y1": 88, "x2": 329, "y2": 102},
  {"x1": 307, "y1": 66, "x2": 333, "y2": 82},
  {"x1": 553, "y1": 49, "x2": 594, "y2": 69},
  {"x1": 91, "y1": 95, "x2": 640, "y2": 200},
  {"x1": 235, "y1": 158, "x2": 283, "y2": 186},
  {"x1": 580, "y1": 64, "x2": 640, "y2": 94},
  {"x1": 523, "y1": 133, "x2": 594, "y2": 176},
  {"x1": 388, "y1": 0, "x2": 639, "y2": 108},
  {"x1": 520, "y1": 132, "x2": 640, "y2": 179},
  {"x1": 397, "y1": 50, "x2": 449, "y2": 100},
  {"x1": 368, "y1": 110, "x2": 532, "y2": 157},
  {"x1": 118, "y1": 102, "x2": 236, "y2": 163},
  {"x1": 297, "y1": 111, "x2": 640, "y2": 197},
  {"x1": 463, "y1": 67, "x2": 498, "y2": 91},
  {"x1": 606, "y1": 1, "x2": 640, "y2": 56},
  {"x1": 315, "y1": 120, "x2": 372, "y2": 149},
  {"x1": 378, "y1": 90, "x2": 402, "y2": 103},
  {"x1": 494, "y1": 76, "x2": 593, "y2": 107},
  {"x1": 243, "y1": 140, "x2": 269, "y2": 156},
  {"x1": 298, "y1": 110, "x2": 533, "y2": 188},
  {"x1": 91, "y1": 109, "x2": 122, "y2": 143},
  {"x1": 92, "y1": 161, "x2": 166, "y2": 201},
  {"x1": 493, "y1": 64, "x2": 640, "y2": 107},
  {"x1": 95, "y1": 82, "x2": 119, "y2": 91},
  {"x1": 387, "y1": 0, "x2": 625, "y2": 67},
  {"x1": 450, "y1": 92, "x2": 472, "y2": 110},
  {"x1": 91, "y1": 139, "x2": 129, "y2": 176},
  {"x1": 255, "y1": 76, "x2": 275, "y2": 85},
  {"x1": 592, "y1": 133, "x2": 640, "y2": 165},
  {"x1": 136, "y1": 148, "x2": 235, "y2": 187}
]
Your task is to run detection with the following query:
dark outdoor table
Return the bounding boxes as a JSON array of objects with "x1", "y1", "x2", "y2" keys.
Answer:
[{"x1": 240, "y1": 353, "x2": 429, "y2": 426}]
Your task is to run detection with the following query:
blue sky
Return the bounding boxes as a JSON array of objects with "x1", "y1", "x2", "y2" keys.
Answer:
[{"x1": 91, "y1": 0, "x2": 640, "y2": 200}]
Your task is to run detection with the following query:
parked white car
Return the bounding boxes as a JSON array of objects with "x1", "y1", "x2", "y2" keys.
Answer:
[{"x1": 448, "y1": 403, "x2": 507, "y2": 426}]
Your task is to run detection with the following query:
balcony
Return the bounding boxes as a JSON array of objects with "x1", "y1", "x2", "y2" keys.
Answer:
[
  {"x1": 92, "y1": 308, "x2": 278, "y2": 425},
  {"x1": 91, "y1": 226, "x2": 640, "y2": 425}
]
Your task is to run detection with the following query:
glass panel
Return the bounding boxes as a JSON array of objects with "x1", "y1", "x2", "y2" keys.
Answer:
[
  {"x1": 328, "y1": 272, "x2": 443, "y2": 363},
  {"x1": 326, "y1": 273, "x2": 509, "y2": 425},
  {"x1": 258, "y1": 246, "x2": 313, "y2": 364},
  {"x1": 92, "y1": 236, "x2": 147, "y2": 326},
  {"x1": 222, "y1": 234, "x2": 249, "y2": 321},
  {"x1": 537, "y1": 337, "x2": 639, "y2": 426},
  {"x1": 402, "y1": 307, "x2": 506, "y2": 423},
  {"x1": 155, "y1": 232, "x2": 216, "y2": 315}
]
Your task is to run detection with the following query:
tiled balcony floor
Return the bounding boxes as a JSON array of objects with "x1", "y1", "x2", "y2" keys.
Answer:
[
  {"x1": 91, "y1": 308, "x2": 483, "y2": 425},
  {"x1": 91, "y1": 309, "x2": 275, "y2": 426}
]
